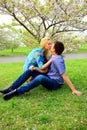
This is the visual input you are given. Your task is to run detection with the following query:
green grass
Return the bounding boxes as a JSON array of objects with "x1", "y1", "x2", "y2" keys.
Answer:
[
  {"x1": 0, "y1": 47, "x2": 32, "y2": 56},
  {"x1": 0, "y1": 42, "x2": 87, "y2": 57},
  {"x1": 0, "y1": 59, "x2": 87, "y2": 130},
  {"x1": 0, "y1": 40, "x2": 86, "y2": 129}
]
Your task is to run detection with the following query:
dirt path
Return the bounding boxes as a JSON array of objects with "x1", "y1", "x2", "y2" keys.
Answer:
[{"x1": 0, "y1": 53, "x2": 87, "y2": 63}]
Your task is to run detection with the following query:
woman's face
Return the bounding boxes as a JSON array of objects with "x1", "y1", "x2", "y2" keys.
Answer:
[{"x1": 44, "y1": 40, "x2": 52, "y2": 50}]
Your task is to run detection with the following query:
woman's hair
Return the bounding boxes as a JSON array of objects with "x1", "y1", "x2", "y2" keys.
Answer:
[
  {"x1": 54, "y1": 41, "x2": 64, "y2": 55},
  {"x1": 40, "y1": 37, "x2": 50, "y2": 49},
  {"x1": 40, "y1": 37, "x2": 50, "y2": 58}
]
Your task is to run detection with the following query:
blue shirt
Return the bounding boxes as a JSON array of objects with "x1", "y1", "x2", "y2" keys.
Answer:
[
  {"x1": 24, "y1": 48, "x2": 45, "y2": 72},
  {"x1": 47, "y1": 55, "x2": 66, "y2": 84}
]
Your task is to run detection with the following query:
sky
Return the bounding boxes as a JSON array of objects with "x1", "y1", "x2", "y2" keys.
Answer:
[
  {"x1": 0, "y1": 14, "x2": 12, "y2": 24},
  {"x1": 39, "y1": 0, "x2": 46, "y2": 5}
]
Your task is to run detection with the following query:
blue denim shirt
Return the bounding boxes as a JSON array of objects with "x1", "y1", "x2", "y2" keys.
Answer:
[
  {"x1": 47, "y1": 55, "x2": 66, "y2": 84},
  {"x1": 24, "y1": 48, "x2": 44, "y2": 71}
]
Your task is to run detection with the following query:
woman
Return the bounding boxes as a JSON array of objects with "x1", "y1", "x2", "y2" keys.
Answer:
[
  {"x1": 23, "y1": 37, "x2": 52, "y2": 72},
  {"x1": 0, "y1": 37, "x2": 52, "y2": 94}
]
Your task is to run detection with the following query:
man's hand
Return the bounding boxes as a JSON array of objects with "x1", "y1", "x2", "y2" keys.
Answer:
[
  {"x1": 61, "y1": 73, "x2": 82, "y2": 96},
  {"x1": 72, "y1": 89, "x2": 82, "y2": 96}
]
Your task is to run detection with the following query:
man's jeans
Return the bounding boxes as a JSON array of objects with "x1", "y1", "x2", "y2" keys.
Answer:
[{"x1": 11, "y1": 70, "x2": 62, "y2": 95}]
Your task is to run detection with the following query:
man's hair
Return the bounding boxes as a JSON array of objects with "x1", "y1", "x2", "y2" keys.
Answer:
[{"x1": 54, "y1": 41, "x2": 64, "y2": 55}]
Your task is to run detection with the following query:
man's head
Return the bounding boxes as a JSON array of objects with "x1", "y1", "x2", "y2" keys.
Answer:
[{"x1": 51, "y1": 41, "x2": 64, "y2": 55}]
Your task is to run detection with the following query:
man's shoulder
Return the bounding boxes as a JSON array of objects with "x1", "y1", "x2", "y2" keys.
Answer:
[
  {"x1": 53, "y1": 55, "x2": 65, "y2": 66},
  {"x1": 55, "y1": 55, "x2": 64, "y2": 61}
]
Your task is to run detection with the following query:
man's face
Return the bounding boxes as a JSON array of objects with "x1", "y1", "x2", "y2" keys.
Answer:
[{"x1": 51, "y1": 44, "x2": 55, "y2": 54}]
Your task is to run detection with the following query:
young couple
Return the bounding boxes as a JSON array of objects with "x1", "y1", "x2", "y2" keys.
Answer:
[{"x1": 0, "y1": 38, "x2": 81, "y2": 100}]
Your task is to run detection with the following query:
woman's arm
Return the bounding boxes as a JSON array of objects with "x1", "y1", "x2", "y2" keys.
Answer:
[
  {"x1": 61, "y1": 73, "x2": 82, "y2": 96},
  {"x1": 31, "y1": 55, "x2": 55, "y2": 73},
  {"x1": 41, "y1": 58, "x2": 52, "y2": 69},
  {"x1": 41, "y1": 55, "x2": 55, "y2": 69}
]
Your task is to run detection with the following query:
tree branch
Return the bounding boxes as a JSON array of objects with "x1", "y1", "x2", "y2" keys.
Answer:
[
  {"x1": 52, "y1": 28, "x2": 87, "y2": 37},
  {"x1": 34, "y1": 7, "x2": 47, "y2": 30},
  {"x1": 46, "y1": 20, "x2": 65, "y2": 30},
  {"x1": 4, "y1": 4, "x2": 37, "y2": 38}
]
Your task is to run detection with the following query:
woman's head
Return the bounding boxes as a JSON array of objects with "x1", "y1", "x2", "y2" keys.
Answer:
[
  {"x1": 51, "y1": 41, "x2": 64, "y2": 55},
  {"x1": 40, "y1": 37, "x2": 52, "y2": 51}
]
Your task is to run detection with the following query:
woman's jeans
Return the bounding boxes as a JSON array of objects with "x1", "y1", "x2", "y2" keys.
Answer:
[{"x1": 11, "y1": 70, "x2": 62, "y2": 95}]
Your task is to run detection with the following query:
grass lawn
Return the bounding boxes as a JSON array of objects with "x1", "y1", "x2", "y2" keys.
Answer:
[
  {"x1": 0, "y1": 47, "x2": 31, "y2": 56},
  {"x1": 0, "y1": 59, "x2": 87, "y2": 130}
]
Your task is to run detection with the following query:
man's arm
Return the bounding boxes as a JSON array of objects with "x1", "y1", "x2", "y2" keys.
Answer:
[
  {"x1": 34, "y1": 67, "x2": 48, "y2": 73},
  {"x1": 61, "y1": 73, "x2": 82, "y2": 96}
]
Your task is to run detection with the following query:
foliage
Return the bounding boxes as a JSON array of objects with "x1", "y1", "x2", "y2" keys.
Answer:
[
  {"x1": 0, "y1": 23, "x2": 40, "y2": 50},
  {"x1": 0, "y1": 24, "x2": 20, "y2": 52},
  {"x1": 20, "y1": 29, "x2": 40, "y2": 48},
  {"x1": 0, "y1": 59, "x2": 87, "y2": 129},
  {"x1": 0, "y1": 0, "x2": 87, "y2": 42},
  {"x1": 64, "y1": 34, "x2": 85, "y2": 52}
]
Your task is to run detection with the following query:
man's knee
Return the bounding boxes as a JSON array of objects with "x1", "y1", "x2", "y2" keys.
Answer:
[{"x1": 35, "y1": 75, "x2": 44, "y2": 82}]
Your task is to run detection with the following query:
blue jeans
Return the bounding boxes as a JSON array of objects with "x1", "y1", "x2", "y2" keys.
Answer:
[
  {"x1": 16, "y1": 75, "x2": 62, "y2": 94},
  {"x1": 11, "y1": 69, "x2": 41, "y2": 90}
]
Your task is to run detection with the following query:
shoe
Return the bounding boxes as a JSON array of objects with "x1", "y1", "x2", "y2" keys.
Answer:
[
  {"x1": 3, "y1": 89, "x2": 18, "y2": 101},
  {"x1": 0, "y1": 86, "x2": 13, "y2": 94}
]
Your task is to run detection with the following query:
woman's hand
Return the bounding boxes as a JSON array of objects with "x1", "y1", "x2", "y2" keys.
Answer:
[{"x1": 29, "y1": 66, "x2": 35, "y2": 71}]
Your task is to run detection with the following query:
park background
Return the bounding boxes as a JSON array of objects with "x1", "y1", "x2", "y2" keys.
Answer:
[{"x1": 0, "y1": 0, "x2": 87, "y2": 130}]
